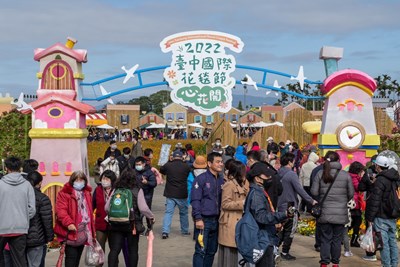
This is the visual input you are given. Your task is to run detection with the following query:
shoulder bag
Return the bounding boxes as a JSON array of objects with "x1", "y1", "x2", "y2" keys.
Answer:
[{"x1": 311, "y1": 170, "x2": 340, "y2": 218}]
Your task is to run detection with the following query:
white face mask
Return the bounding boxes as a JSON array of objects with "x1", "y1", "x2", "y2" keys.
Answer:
[
  {"x1": 124, "y1": 154, "x2": 130, "y2": 159},
  {"x1": 101, "y1": 181, "x2": 111, "y2": 188},
  {"x1": 73, "y1": 181, "x2": 85, "y2": 191},
  {"x1": 111, "y1": 144, "x2": 117, "y2": 150},
  {"x1": 135, "y1": 165, "x2": 143, "y2": 171}
]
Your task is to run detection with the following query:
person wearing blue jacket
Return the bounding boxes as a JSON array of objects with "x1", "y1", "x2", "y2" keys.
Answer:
[
  {"x1": 246, "y1": 162, "x2": 290, "y2": 266},
  {"x1": 235, "y1": 142, "x2": 248, "y2": 165},
  {"x1": 191, "y1": 152, "x2": 225, "y2": 267}
]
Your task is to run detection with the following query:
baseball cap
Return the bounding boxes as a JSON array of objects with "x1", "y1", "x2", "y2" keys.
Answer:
[
  {"x1": 172, "y1": 150, "x2": 183, "y2": 158},
  {"x1": 374, "y1": 155, "x2": 394, "y2": 168},
  {"x1": 267, "y1": 137, "x2": 273, "y2": 142},
  {"x1": 247, "y1": 162, "x2": 275, "y2": 178}
]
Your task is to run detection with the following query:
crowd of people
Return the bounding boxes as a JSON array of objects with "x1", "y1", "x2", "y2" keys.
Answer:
[{"x1": 0, "y1": 136, "x2": 399, "y2": 267}]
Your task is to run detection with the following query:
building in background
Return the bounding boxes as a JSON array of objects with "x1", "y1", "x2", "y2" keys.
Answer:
[{"x1": 106, "y1": 104, "x2": 140, "y2": 131}]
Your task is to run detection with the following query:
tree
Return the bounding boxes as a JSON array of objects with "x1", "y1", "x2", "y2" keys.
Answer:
[
  {"x1": 237, "y1": 100, "x2": 243, "y2": 111},
  {"x1": 375, "y1": 74, "x2": 400, "y2": 105},
  {"x1": 0, "y1": 109, "x2": 32, "y2": 159},
  {"x1": 127, "y1": 90, "x2": 172, "y2": 115}
]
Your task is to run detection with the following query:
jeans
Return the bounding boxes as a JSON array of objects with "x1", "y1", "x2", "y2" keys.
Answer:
[
  {"x1": 342, "y1": 226, "x2": 350, "y2": 252},
  {"x1": 162, "y1": 198, "x2": 189, "y2": 234},
  {"x1": 26, "y1": 246, "x2": 44, "y2": 267},
  {"x1": 315, "y1": 221, "x2": 321, "y2": 249},
  {"x1": 3, "y1": 249, "x2": 13, "y2": 267},
  {"x1": 193, "y1": 216, "x2": 219, "y2": 267},
  {"x1": 374, "y1": 217, "x2": 398, "y2": 267},
  {"x1": 39, "y1": 245, "x2": 46, "y2": 267},
  {"x1": 108, "y1": 230, "x2": 139, "y2": 267},
  {"x1": 319, "y1": 223, "x2": 344, "y2": 265},
  {"x1": 65, "y1": 245, "x2": 84, "y2": 267},
  {"x1": 0, "y1": 235, "x2": 28, "y2": 267}
]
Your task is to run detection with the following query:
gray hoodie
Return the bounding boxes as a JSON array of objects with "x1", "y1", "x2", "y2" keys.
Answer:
[
  {"x1": 0, "y1": 172, "x2": 36, "y2": 235},
  {"x1": 277, "y1": 166, "x2": 314, "y2": 212}
]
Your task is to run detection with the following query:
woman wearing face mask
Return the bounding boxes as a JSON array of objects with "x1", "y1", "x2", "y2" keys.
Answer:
[
  {"x1": 54, "y1": 171, "x2": 96, "y2": 267},
  {"x1": 217, "y1": 160, "x2": 249, "y2": 267},
  {"x1": 245, "y1": 162, "x2": 291, "y2": 267},
  {"x1": 100, "y1": 152, "x2": 120, "y2": 178},
  {"x1": 92, "y1": 170, "x2": 117, "y2": 266}
]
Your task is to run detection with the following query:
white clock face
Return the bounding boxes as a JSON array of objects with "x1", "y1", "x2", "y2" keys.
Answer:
[{"x1": 337, "y1": 124, "x2": 364, "y2": 151}]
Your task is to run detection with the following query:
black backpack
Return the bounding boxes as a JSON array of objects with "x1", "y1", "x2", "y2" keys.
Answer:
[{"x1": 388, "y1": 180, "x2": 400, "y2": 218}]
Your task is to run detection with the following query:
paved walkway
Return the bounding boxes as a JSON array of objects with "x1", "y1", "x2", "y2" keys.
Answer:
[{"x1": 46, "y1": 184, "x2": 384, "y2": 266}]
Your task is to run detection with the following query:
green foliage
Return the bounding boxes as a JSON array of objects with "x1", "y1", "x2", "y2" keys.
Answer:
[
  {"x1": 277, "y1": 83, "x2": 323, "y2": 110},
  {"x1": 127, "y1": 90, "x2": 171, "y2": 115},
  {"x1": 0, "y1": 110, "x2": 31, "y2": 159},
  {"x1": 375, "y1": 74, "x2": 400, "y2": 105},
  {"x1": 380, "y1": 134, "x2": 400, "y2": 155}
]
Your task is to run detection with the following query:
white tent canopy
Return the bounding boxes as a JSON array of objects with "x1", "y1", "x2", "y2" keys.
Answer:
[
  {"x1": 146, "y1": 123, "x2": 166, "y2": 129},
  {"x1": 187, "y1": 123, "x2": 204, "y2": 129},
  {"x1": 250, "y1": 121, "x2": 284, "y2": 128},
  {"x1": 96, "y1": 124, "x2": 114, "y2": 129}
]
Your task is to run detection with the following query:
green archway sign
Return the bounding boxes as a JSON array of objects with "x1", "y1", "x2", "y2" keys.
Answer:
[{"x1": 160, "y1": 31, "x2": 244, "y2": 115}]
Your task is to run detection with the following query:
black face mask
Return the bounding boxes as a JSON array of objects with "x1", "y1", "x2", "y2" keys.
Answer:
[{"x1": 262, "y1": 178, "x2": 273, "y2": 190}]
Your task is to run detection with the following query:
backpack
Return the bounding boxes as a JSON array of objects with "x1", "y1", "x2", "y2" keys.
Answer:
[
  {"x1": 388, "y1": 181, "x2": 400, "y2": 218},
  {"x1": 235, "y1": 189, "x2": 270, "y2": 264},
  {"x1": 108, "y1": 188, "x2": 133, "y2": 224}
]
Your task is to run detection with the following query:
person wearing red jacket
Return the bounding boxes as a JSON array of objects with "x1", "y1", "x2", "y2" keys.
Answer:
[
  {"x1": 348, "y1": 161, "x2": 365, "y2": 248},
  {"x1": 92, "y1": 170, "x2": 117, "y2": 265},
  {"x1": 54, "y1": 171, "x2": 95, "y2": 267}
]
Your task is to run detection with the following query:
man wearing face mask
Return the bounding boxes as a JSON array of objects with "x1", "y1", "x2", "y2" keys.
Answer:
[
  {"x1": 104, "y1": 140, "x2": 122, "y2": 160},
  {"x1": 134, "y1": 157, "x2": 157, "y2": 213},
  {"x1": 246, "y1": 162, "x2": 291, "y2": 267},
  {"x1": 277, "y1": 153, "x2": 317, "y2": 261},
  {"x1": 117, "y1": 147, "x2": 135, "y2": 173}
]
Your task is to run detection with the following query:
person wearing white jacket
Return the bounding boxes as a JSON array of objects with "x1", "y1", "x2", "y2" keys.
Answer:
[
  {"x1": 100, "y1": 153, "x2": 120, "y2": 178},
  {"x1": 299, "y1": 152, "x2": 319, "y2": 213}
]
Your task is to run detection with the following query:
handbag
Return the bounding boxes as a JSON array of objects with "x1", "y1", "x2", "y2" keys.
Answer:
[
  {"x1": 66, "y1": 223, "x2": 88, "y2": 247},
  {"x1": 85, "y1": 239, "x2": 105, "y2": 266},
  {"x1": 311, "y1": 170, "x2": 340, "y2": 218}
]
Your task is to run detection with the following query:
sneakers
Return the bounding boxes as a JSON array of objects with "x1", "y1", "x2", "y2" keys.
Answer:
[
  {"x1": 162, "y1": 232, "x2": 169, "y2": 239},
  {"x1": 280, "y1": 253, "x2": 296, "y2": 261},
  {"x1": 181, "y1": 232, "x2": 191, "y2": 236},
  {"x1": 344, "y1": 251, "x2": 353, "y2": 257},
  {"x1": 362, "y1": 255, "x2": 377, "y2": 262},
  {"x1": 315, "y1": 246, "x2": 321, "y2": 252}
]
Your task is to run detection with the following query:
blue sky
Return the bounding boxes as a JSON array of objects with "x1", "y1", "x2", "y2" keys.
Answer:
[{"x1": 0, "y1": 0, "x2": 399, "y2": 106}]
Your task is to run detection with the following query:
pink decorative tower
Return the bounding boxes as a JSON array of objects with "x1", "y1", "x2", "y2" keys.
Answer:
[{"x1": 21, "y1": 38, "x2": 95, "y2": 195}]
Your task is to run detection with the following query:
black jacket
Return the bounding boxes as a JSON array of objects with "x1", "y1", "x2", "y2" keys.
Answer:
[
  {"x1": 104, "y1": 148, "x2": 121, "y2": 160},
  {"x1": 27, "y1": 188, "x2": 54, "y2": 247},
  {"x1": 135, "y1": 165, "x2": 157, "y2": 205},
  {"x1": 365, "y1": 168, "x2": 400, "y2": 222},
  {"x1": 117, "y1": 155, "x2": 135, "y2": 173},
  {"x1": 160, "y1": 159, "x2": 191, "y2": 199}
]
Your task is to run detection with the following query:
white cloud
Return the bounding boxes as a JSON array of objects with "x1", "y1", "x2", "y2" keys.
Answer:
[
  {"x1": 64, "y1": 119, "x2": 77, "y2": 129},
  {"x1": 34, "y1": 119, "x2": 48, "y2": 128}
]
